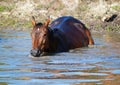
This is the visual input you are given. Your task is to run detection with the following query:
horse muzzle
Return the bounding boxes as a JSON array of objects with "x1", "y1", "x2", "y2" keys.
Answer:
[{"x1": 30, "y1": 49, "x2": 42, "y2": 57}]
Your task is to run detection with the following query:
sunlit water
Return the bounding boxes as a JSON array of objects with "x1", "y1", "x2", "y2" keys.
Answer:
[{"x1": 0, "y1": 30, "x2": 120, "y2": 85}]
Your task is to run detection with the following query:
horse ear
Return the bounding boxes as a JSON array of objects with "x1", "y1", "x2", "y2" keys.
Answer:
[
  {"x1": 44, "y1": 17, "x2": 50, "y2": 27},
  {"x1": 32, "y1": 16, "x2": 36, "y2": 26}
]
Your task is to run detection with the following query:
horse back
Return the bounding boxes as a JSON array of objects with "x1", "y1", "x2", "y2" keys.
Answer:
[{"x1": 49, "y1": 16, "x2": 89, "y2": 49}]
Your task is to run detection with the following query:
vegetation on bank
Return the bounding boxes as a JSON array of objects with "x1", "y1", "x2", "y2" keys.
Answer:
[{"x1": 0, "y1": 0, "x2": 120, "y2": 32}]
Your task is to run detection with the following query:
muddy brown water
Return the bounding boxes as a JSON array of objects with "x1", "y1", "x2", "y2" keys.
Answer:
[{"x1": 0, "y1": 30, "x2": 120, "y2": 85}]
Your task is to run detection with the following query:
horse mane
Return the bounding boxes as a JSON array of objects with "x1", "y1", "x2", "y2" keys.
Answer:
[{"x1": 36, "y1": 23, "x2": 43, "y2": 27}]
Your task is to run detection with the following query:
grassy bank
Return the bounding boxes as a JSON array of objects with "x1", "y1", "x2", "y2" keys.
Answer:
[{"x1": 0, "y1": 0, "x2": 120, "y2": 32}]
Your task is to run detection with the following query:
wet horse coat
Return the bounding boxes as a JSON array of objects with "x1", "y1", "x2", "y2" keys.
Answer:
[
  {"x1": 31, "y1": 16, "x2": 94, "y2": 57},
  {"x1": 50, "y1": 16, "x2": 92, "y2": 50}
]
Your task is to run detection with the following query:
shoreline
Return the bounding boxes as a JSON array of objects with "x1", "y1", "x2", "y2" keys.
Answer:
[{"x1": 0, "y1": 0, "x2": 120, "y2": 32}]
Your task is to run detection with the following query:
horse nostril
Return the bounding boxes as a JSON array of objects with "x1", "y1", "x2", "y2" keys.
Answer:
[{"x1": 30, "y1": 49, "x2": 41, "y2": 57}]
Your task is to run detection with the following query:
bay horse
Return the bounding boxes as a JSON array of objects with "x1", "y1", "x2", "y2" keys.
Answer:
[{"x1": 30, "y1": 16, "x2": 94, "y2": 57}]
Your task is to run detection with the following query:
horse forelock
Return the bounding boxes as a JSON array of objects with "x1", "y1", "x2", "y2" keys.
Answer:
[{"x1": 36, "y1": 23, "x2": 43, "y2": 26}]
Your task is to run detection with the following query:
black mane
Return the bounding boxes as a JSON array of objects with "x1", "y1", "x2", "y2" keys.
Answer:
[{"x1": 36, "y1": 23, "x2": 43, "y2": 26}]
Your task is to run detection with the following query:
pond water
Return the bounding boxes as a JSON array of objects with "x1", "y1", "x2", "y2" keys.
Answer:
[{"x1": 0, "y1": 30, "x2": 120, "y2": 85}]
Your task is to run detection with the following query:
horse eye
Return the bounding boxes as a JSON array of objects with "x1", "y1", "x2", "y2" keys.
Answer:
[{"x1": 44, "y1": 34, "x2": 47, "y2": 36}]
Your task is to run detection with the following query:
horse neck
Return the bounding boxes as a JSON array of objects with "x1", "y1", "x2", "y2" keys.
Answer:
[
  {"x1": 48, "y1": 29, "x2": 69, "y2": 52},
  {"x1": 47, "y1": 28, "x2": 58, "y2": 52}
]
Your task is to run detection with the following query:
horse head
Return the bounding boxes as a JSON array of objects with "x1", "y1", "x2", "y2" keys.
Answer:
[{"x1": 30, "y1": 16, "x2": 51, "y2": 57}]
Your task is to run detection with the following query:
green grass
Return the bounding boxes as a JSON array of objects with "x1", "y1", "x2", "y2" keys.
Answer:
[
  {"x1": 0, "y1": 4, "x2": 15, "y2": 12},
  {"x1": 0, "y1": 82, "x2": 8, "y2": 85},
  {"x1": 23, "y1": 21, "x2": 32, "y2": 28},
  {"x1": 0, "y1": 18, "x2": 15, "y2": 27},
  {"x1": 106, "y1": 25, "x2": 113, "y2": 31},
  {"x1": 112, "y1": 5, "x2": 120, "y2": 11},
  {"x1": 0, "y1": 5, "x2": 6, "y2": 12}
]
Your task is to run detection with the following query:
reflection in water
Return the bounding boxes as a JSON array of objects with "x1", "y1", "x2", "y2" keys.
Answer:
[{"x1": 0, "y1": 30, "x2": 120, "y2": 85}]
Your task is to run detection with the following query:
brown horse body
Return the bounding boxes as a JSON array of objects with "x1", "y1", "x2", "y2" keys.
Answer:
[{"x1": 31, "y1": 16, "x2": 94, "y2": 57}]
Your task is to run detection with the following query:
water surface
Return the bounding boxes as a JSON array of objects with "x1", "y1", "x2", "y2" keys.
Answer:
[{"x1": 0, "y1": 30, "x2": 120, "y2": 85}]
